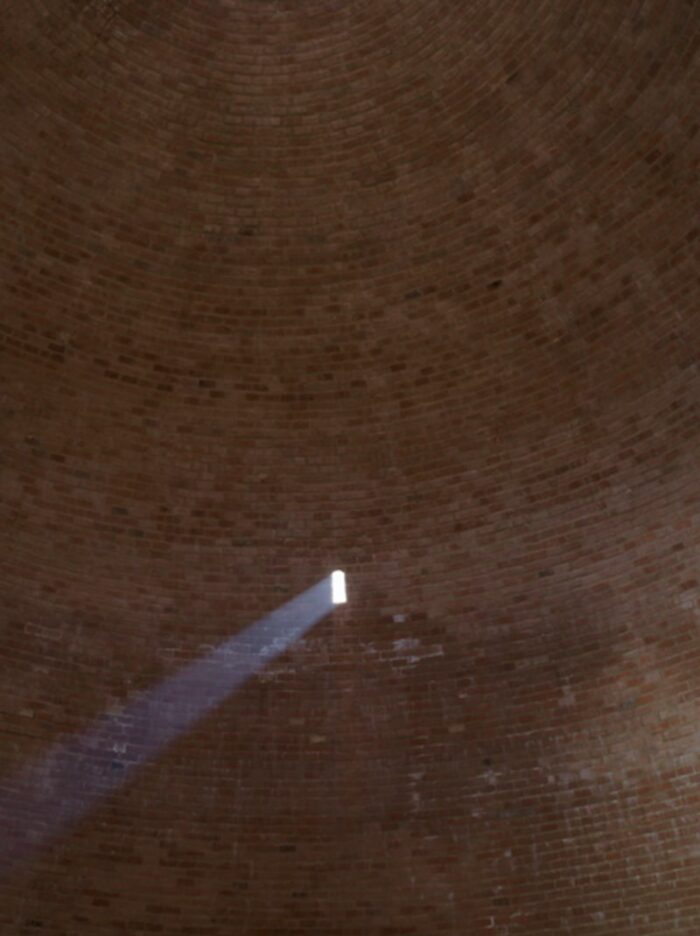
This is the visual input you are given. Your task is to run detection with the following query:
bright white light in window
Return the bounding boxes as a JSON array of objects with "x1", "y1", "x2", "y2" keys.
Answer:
[{"x1": 332, "y1": 570, "x2": 347, "y2": 605}]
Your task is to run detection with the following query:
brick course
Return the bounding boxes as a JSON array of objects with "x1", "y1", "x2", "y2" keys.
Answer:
[{"x1": 1, "y1": 1, "x2": 699, "y2": 933}]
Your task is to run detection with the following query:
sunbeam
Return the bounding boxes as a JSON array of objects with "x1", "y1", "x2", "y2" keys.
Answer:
[{"x1": 0, "y1": 575, "x2": 341, "y2": 879}]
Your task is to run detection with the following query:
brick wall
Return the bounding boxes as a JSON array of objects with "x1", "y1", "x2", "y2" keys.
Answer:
[{"x1": 1, "y1": 1, "x2": 699, "y2": 933}]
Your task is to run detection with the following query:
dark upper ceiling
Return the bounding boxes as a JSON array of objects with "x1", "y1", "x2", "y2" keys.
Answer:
[{"x1": 0, "y1": 0, "x2": 698, "y2": 630}]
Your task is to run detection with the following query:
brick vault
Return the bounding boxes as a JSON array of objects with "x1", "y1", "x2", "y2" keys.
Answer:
[{"x1": 0, "y1": 2, "x2": 699, "y2": 934}]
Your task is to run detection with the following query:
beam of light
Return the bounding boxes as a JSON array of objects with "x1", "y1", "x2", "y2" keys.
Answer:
[
  {"x1": 0, "y1": 575, "x2": 338, "y2": 880},
  {"x1": 331, "y1": 570, "x2": 346, "y2": 604}
]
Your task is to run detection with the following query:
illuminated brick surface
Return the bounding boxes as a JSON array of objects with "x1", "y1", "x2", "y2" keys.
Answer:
[{"x1": 0, "y1": 1, "x2": 699, "y2": 933}]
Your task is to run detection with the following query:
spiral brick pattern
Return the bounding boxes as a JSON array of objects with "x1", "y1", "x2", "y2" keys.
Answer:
[{"x1": 1, "y1": 1, "x2": 699, "y2": 933}]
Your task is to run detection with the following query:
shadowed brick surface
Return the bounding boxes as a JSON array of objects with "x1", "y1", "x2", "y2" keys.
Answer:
[{"x1": 1, "y1": 1, "x2": 699, "y2": 933}]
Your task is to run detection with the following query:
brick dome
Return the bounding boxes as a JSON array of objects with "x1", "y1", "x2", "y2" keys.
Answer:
[{"x1": 1, "y1": 1, "x2": 699, "y2": 933}]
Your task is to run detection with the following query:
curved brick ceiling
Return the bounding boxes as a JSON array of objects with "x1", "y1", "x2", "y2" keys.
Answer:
[{"x1": 1, "y1": 2, "x2": 699, "y2": 934}]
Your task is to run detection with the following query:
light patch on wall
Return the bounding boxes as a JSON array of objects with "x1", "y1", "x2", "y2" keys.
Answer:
[{"x1": 332, "y1": 570, "x2": 347, "y2": 604}]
